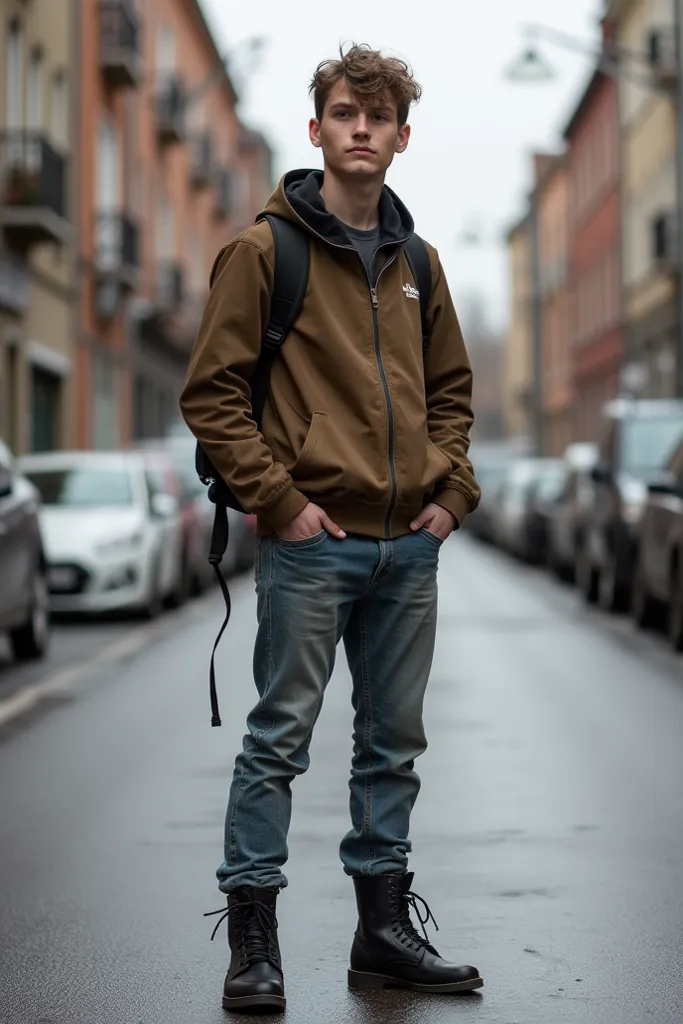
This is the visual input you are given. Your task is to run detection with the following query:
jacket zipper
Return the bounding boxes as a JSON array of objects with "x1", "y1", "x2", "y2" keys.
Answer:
[
  {"x1": 367, "y1": 252, "x2": 400, "y2": 538},
  {"x1": 289, "y1": 217, "x2": 407, "y2": 538}
]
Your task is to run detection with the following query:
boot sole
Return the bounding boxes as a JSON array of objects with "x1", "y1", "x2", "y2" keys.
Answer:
[
  {"x1": 222, "y1": 993, "x2": 286, "y2": 1013},
  {"x1": 348, "y1": 968, "x2": 484, "y2": 994}
]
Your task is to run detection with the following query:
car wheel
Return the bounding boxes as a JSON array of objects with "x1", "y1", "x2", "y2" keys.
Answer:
[
  {"x1": 9, "y1": 566, "x2": 50, "y2": 661},
  {"x1": 167, "y1": 553, "x2": 191, "y2": 609},
  {"x1": 668, "y1": 567, "x2": 683, "y2": 652},
  {"x1": 631, "y1": 560, "x2": 661, "y2": 630},
  {"x1": 576, "y1": 545, "x2": 598, "y2": 604},
  {"x1": 598, "y1": 553, "x2": 630, "y2": 614}
]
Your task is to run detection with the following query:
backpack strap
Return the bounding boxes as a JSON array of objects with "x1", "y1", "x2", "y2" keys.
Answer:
[
  {"x1": 248, "y1": 214, "x2": 310, "y2": 424},
  {"x1": 403, "y1": 233, "x2": 432, "y2": 354}
]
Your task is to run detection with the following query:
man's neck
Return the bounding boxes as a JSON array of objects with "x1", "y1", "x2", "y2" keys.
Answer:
[{"x1": 319, "y1": 169, "x2": 384, "y2": 231}]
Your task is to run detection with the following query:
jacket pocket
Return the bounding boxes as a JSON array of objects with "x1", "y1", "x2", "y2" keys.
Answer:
[
  {"x1": 427, "y1": 439, "x2": 452, "y2": 475},
  {"x1": 291, "y1": 411, "x2": 327, "y2": 476}
]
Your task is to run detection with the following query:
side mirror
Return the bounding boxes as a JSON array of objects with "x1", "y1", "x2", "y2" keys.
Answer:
[
  {"x1": 591, "y1": 462, "x2": 613, "y2": 485},
  {"x1": 150, "y1": 492, "x2": 178, "y2": 519}
]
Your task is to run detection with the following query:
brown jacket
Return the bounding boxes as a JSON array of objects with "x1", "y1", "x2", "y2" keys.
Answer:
[{"x1": 180, "y1": 170, "x2": 480, "y2": 537}]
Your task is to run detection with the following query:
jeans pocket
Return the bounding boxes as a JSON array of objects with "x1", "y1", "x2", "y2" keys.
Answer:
[
  {"x1": 277, "y1": 529, "x2": 327, "y2": 549},
  {"x1": 419, "y1": 527, "x2": 444, "y2": 548}
]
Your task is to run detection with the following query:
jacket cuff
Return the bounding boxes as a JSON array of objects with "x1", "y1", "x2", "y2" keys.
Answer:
[
  {"x1": 432, "y1": 487, "x2": 472, "y2": 528},
  {"x1": 261, "y1": 484, "x2": 310, "y2": 533}
]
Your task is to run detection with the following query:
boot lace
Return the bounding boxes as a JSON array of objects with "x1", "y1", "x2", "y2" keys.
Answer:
[
  {"x1": 391, "y1": 881, "x2": 440, "y2": 952},
  {"x1": 204, "y1": 893, "x2": 280, "y2": 968}
]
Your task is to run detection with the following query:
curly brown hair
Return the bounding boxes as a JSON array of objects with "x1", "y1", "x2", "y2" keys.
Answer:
[{"x1": 310, "y1": 43, "x2": 421, "y2": 127}]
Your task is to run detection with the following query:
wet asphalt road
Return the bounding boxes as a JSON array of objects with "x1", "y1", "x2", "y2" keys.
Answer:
[{"x1": 1, "y1": 535, "x2": 683, "y2": 1024}]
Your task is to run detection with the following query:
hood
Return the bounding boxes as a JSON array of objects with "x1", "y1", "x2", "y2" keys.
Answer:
[
  {"x1": 38, "y1": 506, "x2": 144, "y2": 559},
  {"x1": 258, "y1": 169, "x2": 415, "y2": 249}
]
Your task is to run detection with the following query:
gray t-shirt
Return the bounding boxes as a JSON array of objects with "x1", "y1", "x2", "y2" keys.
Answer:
[{"x1": 341, "y1": 222, "x2": 381, "y2": 282}]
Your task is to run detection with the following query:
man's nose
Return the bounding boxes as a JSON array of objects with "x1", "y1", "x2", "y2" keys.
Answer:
[{"x1": 352, "y1": 116, "x2": 371, "y2": 137}]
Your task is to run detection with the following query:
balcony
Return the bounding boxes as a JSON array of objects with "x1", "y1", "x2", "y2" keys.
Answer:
[
  {"x1": 0, "y1": 249, "x2": 30, "y2": 315},
  {"x1": 156, "y1": 77, "x2": 186, "y2": 146},
  {"x1": 0, "y1": 132, "x2": 70, "y2": 250},
  {"x1": 100, "y1": 0, "x2": 140, "y2": 89},
  {"x1": 213, "y1": 166, "x2": 234, "y2": 221},
  {"x1": 94, "y1": 209, "x2": 140, "y2": 294},
  {"x1": 190, "y1": 132, "x2": 213, "y2": 189},
  {"x1": 156, "y1": 260, "x2": 184, "y2": 313}
]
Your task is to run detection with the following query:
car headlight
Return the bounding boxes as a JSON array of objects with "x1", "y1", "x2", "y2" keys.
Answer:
[{"x1": 94, "y1": 530, "x2": 145, "y2": 557}]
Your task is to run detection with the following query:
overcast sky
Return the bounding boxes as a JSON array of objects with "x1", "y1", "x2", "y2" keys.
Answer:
[{"x1": 201, "y1": 0, "x2": 602, "y2": 332}]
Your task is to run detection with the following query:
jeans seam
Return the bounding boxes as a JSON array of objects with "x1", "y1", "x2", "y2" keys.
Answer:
[
  {"x1": 228, "y1": 538, "x2": 276, "y2": 864},
  {"x1": 358, "y1": 606, "x2": 376, "y2": 874}
]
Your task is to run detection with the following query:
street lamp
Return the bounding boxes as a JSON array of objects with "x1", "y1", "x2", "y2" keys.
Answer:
[{"x1": 506, "y1": 14, "x2": 683, "y2": 409}]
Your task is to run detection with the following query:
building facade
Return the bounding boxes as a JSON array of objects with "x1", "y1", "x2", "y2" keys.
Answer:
[
  {"x1": 503, "y1": 215, "x2": 533, "y2": 444},
  {"x1": 77, "y1": 0, "x2": 271, "y2": 449},
  {"x1": 0, "y1": 0, "x2": 78, "y2": 455},
  {"x1": 608, "y1": 0, "x2": 677, "y2": 399},
  {"x1": 537, "y1": 154, "x2": 573, "y2": 456},
  {"x1": 564, "y1": 58, "x2": 622, "y2": 443}
]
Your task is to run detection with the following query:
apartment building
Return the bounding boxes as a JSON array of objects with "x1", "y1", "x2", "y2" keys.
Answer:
[
  {"x1": 0, "y1": 0, "x2": 78, "y2": 454},
  {"x1": 564, "y1": 51, "x2": 622, "y2": 442},
  {"x1": 503, "y1": 214, "x2": 533, "y2": 444},
  {"x1": 607, "y1": 0, "x2": 678, "y2": 398},
  {"x1": 537, "y1": 154, "x2": 573, "y2": 456},
  {"x1": 77, "y1": 0, "x2": 269, "y2": 448}
]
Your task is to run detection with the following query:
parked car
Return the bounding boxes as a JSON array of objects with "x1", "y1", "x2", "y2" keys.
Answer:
[
  {"x1": 18, "y1": 450, "x2": 185, "y2": 617},
  {"x1": 493, "y1": 458, "x2": 565, "y2": 559},
  {"x1": 631, "y1": 437, "x2": 683, "y2": 650},
  {"x1": 546, "y1": 442, "x2": 599, "y2": 581},
  {"x1": 0, "y1": 438, "x2": 50, "y2": 660},
  {"x1": 466, "y1": 451, "x2": 515, "y2": 544},
  {"x1": 576, "y1": 399, "x2": 683, "y2": 612},
  {"x1": 133, "y1": 440, "x2": 214, "y2": 598}
]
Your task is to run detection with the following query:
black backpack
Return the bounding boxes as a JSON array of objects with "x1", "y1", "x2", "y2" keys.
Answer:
[{"x1": 195, "y1": 213, "x2": 433, "y2": 726}]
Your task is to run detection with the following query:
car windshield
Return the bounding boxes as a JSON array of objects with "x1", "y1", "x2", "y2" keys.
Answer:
[
  {"x1": 24, "y1": 467, "x2": 134, "y2": 507},
  {"x1": 620, "y1": 417, "x2": 683, "y2": 476},
  {"x1": 534, "y1": 471, "x2": 566, "y2": 501}
]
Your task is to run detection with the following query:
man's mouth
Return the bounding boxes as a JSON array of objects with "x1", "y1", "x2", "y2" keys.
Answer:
[{"x1": 348, "y1": 147, "x2": 375, "y2": 154}]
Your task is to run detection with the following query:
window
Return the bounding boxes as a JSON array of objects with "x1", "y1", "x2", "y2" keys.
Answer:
[
  {"x1": 156, "y1": 22, "x2": 176, "y2": 82},
  {"x1": 155, "y1": 191, "x2": 174, "y2": 257},
  {"x1": 92, "y1": 347, "x2": 119, "y2": 450},
  {"x1": 5, "y1": 20, "x2": 23, "y2": 129},
  {"x1": 25, "y1": 467, "x2": 133, "y2": 507},
  {"x1": 96, "y1": 116, "x2": 120, "y2": 209},
  {"x1": 27, "y1": 48, "x2": 43, "y2": 131},
  {"x1": 50, "y1": 71, "x2": 68, "y2": 148}
]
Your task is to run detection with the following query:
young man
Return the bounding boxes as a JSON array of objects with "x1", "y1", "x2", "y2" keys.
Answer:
[{"x1": 181, "y1": 43, "x2": 482, "y2": 1013}]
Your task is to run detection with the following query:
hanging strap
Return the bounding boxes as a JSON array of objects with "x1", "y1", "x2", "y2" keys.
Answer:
[{"x1": 206, "y1": 215, "x2": 310, "y2": 726}]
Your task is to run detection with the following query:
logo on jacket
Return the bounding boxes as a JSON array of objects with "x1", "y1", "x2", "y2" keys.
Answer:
[{"x1": 403, "y1": 283, "x2": 420, "y2": 300}]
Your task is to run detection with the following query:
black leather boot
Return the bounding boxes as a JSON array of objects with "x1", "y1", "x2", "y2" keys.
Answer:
[
  {"x1": 205, "y1": 887, "x2": 285, "y2": 1013},
  {"x1": 349, "y1": 872, "x2": 483, "y2": 993}
]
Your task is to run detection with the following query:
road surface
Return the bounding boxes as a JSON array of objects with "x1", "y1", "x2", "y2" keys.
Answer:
[{"x1": 1, "y1": 535, "x2": 682, "y2": 1024}]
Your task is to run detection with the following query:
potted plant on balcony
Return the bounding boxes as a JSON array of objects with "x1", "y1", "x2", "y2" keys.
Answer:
[{"x1": 3, "y1": 164, "x2": 42, "y2": 206}]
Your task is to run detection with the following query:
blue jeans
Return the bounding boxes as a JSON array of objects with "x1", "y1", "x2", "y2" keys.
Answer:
[{"x1": 216, "y1": 528, "x2": 442, "y2": 892}]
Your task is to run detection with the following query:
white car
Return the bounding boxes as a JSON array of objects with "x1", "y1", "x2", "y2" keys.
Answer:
[{"x1": 18, "y1": 450, "x2": 184, "y2": 617}]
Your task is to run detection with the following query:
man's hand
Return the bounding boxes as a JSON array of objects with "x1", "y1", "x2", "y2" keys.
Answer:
[
  {"x1": 279, "y1": 502, "x2": 347, "y2": 542},
  {"x1": 410, "y1": 503, "x2": 456, "y2": 541}
]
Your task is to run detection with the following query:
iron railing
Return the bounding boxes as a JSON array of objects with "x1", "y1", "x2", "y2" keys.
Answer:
[{"x1": 0, "y1": 131, "x2": 67, "y2": 219}]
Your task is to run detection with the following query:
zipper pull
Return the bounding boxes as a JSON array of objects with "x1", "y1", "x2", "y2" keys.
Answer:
[{"x1": 370, "y1": 288, "x2": 378, "y2": 309}]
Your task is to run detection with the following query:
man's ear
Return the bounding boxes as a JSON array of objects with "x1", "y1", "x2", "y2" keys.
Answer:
[
  {"x1": 309, "y1": 118, "x2": 322, "y2": 149},
  {"x1": 396, "y1": 123, "x2": 411, "y2": 154}
]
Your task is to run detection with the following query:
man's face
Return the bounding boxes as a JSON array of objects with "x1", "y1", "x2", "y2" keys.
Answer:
[{"x1": 309, "y1": 79, "x2": 410, "y2": 181}]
